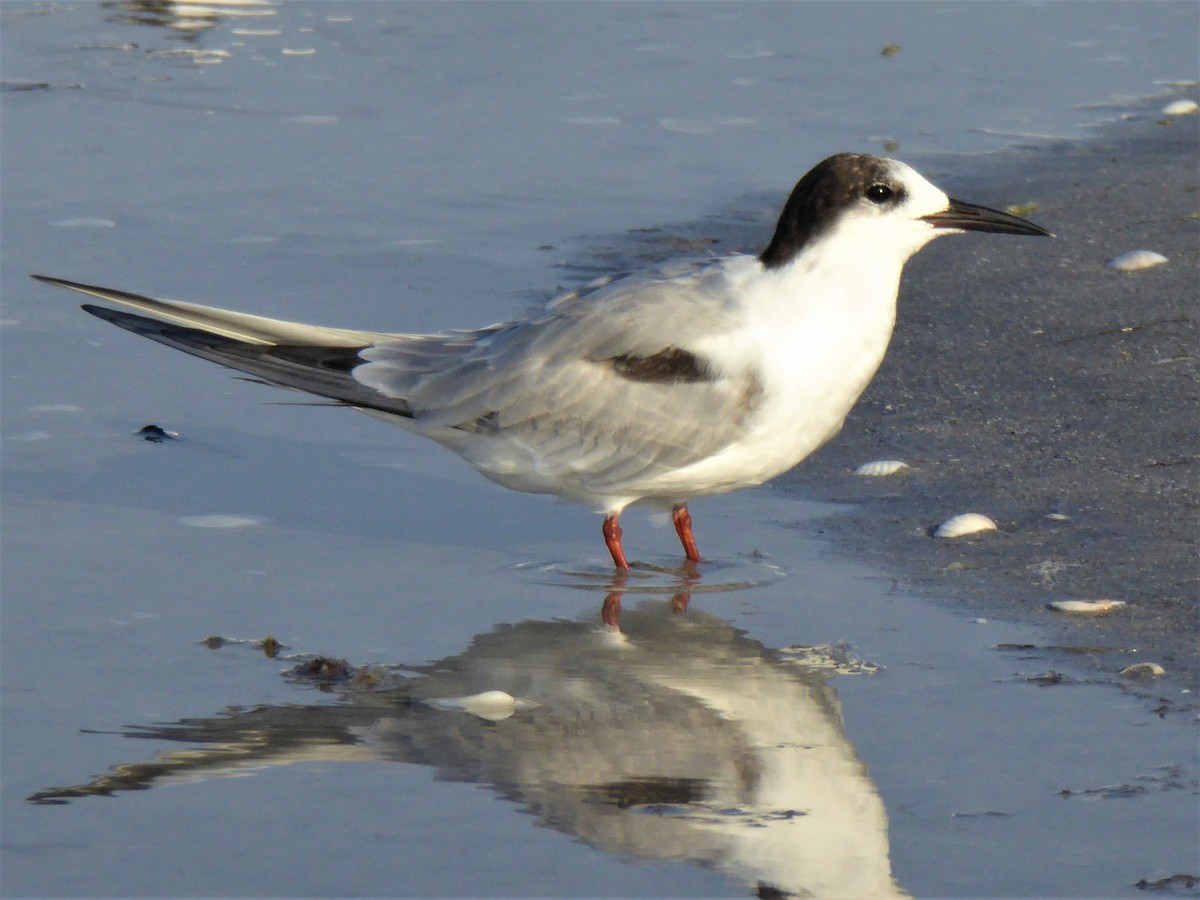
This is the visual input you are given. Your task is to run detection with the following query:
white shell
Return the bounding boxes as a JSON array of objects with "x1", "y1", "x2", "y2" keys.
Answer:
[
  {"x1": 933, "y1": 513, "x2": 997, "y2": 538},
  {"x1": 1048, "y1": 599, "x2": 1126, "y2": 614},
  {"x1": 1106, "y1": 250, "x2": 1168, "y2": 271},
  {"x1": 855, "y1": 459, "x2": 910, "y2": 477},
  {"x1": 427, "y1": 690, "x2": 538, "y2": 722},
  {"x1": 1119, "y1": 662, "x2": 1166, "y2": 678},
  {"x1": 1162, "y1": 99, "x2": 1199, "y2": 116}
]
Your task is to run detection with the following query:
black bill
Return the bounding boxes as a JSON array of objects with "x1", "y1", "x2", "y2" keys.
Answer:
[{"x1": 922, "y1": 198, "x2": 1052, "y2": 236}]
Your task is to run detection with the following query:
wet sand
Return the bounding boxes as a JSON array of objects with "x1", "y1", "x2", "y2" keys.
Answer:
[{"x1": 780, "y1": 108, "x2": 1199, "y2": 694}]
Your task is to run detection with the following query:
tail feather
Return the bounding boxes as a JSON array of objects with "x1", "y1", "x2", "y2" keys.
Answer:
[
  {"x1": 35, "y1": 275, "x2": 413, "y2": 417},
  {"x1": 32, "y1": 275, "x2": 403, "y2": 346}
]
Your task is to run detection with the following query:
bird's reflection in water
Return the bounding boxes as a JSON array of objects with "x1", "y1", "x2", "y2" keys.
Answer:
[
  {"x1": 29, "y1": 571, "x2": 904, "y2": 898},
  {"x1": 599, "y1": 562, "x2": 701, "y2": 628},
  {"x1": 531, "y1": 555, "x2": 775, "y2": 629},
  {"x1": 102, "y1": 0, "x2": 277, "y2": 35}
]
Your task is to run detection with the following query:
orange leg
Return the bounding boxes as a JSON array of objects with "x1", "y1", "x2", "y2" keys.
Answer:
[
  {"x1": 671, "y1": 504, "x2": 702, "y2": 563},
  {"x1": 601, "y1": 591, "x2": 622, "y2": 628},
  {"x1": 600, "y1": 569, "x2": 630, "y2": 628},
  {"x1": 602, "y1": 513, "x2": 630, "y2": 570}
]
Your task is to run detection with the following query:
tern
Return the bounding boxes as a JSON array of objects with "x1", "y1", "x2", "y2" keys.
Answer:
[{"x1": 34, "y1": 153, "x2": 1049, "y2": 569}]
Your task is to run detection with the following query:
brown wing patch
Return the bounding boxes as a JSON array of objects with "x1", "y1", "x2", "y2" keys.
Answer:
[{"x1": 604, "y1": 347, "x2": 710, "y2": 384}]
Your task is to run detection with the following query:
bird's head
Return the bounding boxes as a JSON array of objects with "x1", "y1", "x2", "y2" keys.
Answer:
[{"x1": 759, "y1": 153, "x2": 1050, "y2": 270}]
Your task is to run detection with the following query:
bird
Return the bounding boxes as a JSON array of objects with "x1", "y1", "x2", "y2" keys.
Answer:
[{"x1": 33, "y1": 153, "x2": 1050, "y2": 569}]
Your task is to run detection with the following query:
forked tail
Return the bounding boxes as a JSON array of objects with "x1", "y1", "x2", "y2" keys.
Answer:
[{"x1": 32, "y1": 275, "x2": 414, "y2": 416}]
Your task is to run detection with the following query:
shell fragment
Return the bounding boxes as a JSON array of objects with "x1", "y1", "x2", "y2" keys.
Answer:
[{"x1": 855, "y1": 459, "x2": 910, "y2": 477}]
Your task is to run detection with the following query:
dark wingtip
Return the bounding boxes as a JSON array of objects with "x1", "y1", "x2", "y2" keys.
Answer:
[{"x1": 80, "y1": 303, "x2": 118, "y2": 320}]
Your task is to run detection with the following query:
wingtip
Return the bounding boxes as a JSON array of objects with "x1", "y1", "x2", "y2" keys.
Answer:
[{"x1": 79, "y1": 303, "x2": 117, "y2": 321}]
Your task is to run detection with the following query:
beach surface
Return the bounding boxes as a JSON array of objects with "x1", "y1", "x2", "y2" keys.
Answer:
[{"x1": 781, "y1": 109, "x2": 1199, "y2": 694}]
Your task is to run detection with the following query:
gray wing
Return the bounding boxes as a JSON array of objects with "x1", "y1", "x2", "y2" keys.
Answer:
[
  {"x1": 36, "y1": 266, "x2": 764, "y2": 497},
  {"x1": 354, "y1": 262, "x2": 763, "y2": 493}
]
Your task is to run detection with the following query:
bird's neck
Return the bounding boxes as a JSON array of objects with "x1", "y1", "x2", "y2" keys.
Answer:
[
  {"x1": 755, "y1": 237, "x2": 906, "y2": 335},
  {"x1": 738, "y1": 239, "x2": 905, "y2": 416}
]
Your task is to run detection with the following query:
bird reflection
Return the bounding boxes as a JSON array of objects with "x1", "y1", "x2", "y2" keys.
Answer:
[
  {"x1": 599, "y1": 561, "x2": 700, "y2": 628},
  {"x1": 29, "y1": 590, "x2": 904, "y2": 898},
  {"x1": 103, "y1": 0, "x2": 276, "y2": 35}
]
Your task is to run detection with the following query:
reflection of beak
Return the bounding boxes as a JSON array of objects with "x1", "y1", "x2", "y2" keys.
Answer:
[{"x1": 922, "y1": 198, "x2": 1053, "y2": 236}]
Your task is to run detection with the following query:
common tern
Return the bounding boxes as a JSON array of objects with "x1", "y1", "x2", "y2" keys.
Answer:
[{"x1": 34, "y1": 153, "x2": 1049, "y2": 568}]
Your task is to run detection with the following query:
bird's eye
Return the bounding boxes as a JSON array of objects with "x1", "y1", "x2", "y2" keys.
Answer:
[{"x1": 866, "y1": 184, "x2": 894, "y2": 204}]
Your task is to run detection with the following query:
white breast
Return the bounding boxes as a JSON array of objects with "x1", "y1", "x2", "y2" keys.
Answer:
[{"x1": 640, "y1": 238, "x2": 905, "y2": 499}]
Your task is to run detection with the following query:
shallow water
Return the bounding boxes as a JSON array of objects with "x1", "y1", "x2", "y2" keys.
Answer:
[{"x1": 3, "y1": 2, "x2": 1198, "y2": 896}]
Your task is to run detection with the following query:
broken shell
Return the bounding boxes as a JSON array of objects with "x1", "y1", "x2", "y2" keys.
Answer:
[
  {"x1": 1106, "y1": 250, "x2": 1168, "y2": 272},
  {"x1": 855, "y1": 459, "x2": 910, "y2": 477},
  {"x1": 934, "y1": 513, "x2": 997, "y2": 538},
  {"x1": 1119, "y1": 662, "x2": 1166, "y2": 678},
  {"x1": 1162, "y1": 99, "x2": 1198, "y2": 116},
  {"x1": 1048, "y1": 599, "x2": 1126, "y2": 614}
]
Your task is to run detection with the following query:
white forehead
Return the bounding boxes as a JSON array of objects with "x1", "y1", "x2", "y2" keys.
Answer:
[{"x1": 881, "y1": 158, "x2": 951, "y2": 216}]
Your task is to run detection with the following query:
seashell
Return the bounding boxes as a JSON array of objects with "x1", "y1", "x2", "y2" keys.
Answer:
[
  {"x1": 855, "y1": 459, "x2": 910, "y2": 477},
  {"x1": 934, "y1": 513, "x2": 997, "y2": 538},
  {"x1": 1162, "y1": 99, "x2": 1199, "y2": 116},
  {"x1": 427, "y1": 690, "x2": 538, "y2": 722},
  {"x1": 1119, "y1": 662, "x2": 1165, "y2": 678},
  {"x1": 1048, "y1": 599, "x2": 1126, "y2": 614},
  {"x1": 1106, "y1": 250, "x2": 1167, "y2": 272}
]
